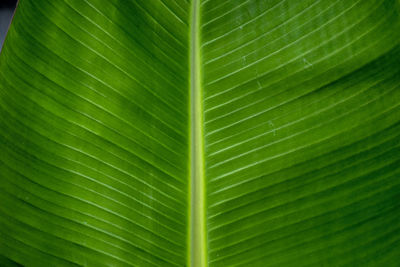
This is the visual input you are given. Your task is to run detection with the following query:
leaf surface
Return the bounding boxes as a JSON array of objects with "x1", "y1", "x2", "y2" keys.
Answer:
[{"x1": 1, "y1": 0, "x2": 400, "y2": 266}]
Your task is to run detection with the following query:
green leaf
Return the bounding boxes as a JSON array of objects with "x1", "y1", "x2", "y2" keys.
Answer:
[{"x1": 1, "y1": 0, "x2": 400, "y2": 266}]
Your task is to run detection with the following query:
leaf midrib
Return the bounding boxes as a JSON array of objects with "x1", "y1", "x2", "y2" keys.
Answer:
[{"x1": 189, "y1": 0, "x2": 207, "y2": 266}]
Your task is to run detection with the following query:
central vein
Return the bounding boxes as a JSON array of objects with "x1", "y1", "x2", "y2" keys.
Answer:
[{"x1": 189, "y1": 0, "x2": 206, "y2": 266}]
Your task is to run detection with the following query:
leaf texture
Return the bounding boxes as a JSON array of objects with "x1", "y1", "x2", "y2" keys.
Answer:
[
  {"x1": 0, "y1": 0, "x2": 190, "y2": 266},
  {"x1": 202, "y1": 0, "x2": 400, "y2": 266},
  {"x1": 0, "y1": 0, "x2": 400, "y2": 266}
]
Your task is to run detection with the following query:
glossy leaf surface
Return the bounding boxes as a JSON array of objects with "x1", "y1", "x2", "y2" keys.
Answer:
[{"x1": 1, "y1": 0, "x2": 400, "y2": 266}]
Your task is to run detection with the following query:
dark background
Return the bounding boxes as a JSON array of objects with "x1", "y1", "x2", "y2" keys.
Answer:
[{"x1": 0, "y1": 0, "x2": 17, "y2": 51}]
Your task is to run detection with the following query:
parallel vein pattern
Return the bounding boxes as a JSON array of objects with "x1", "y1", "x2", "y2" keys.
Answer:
[
  {"x1": 201, "y1": 0, "x2": 400, "y2": 266},
  {"x1": 0, "y1": 0, "x2": 190, "y2": 266},
  {"x1": 1, "y1": 0, "x2": 400, "y2": 266}
]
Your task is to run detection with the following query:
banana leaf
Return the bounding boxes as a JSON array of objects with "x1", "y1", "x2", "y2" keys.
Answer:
[{"x1": 0, "y1": 0, "x2": 399, "y2": 266}]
